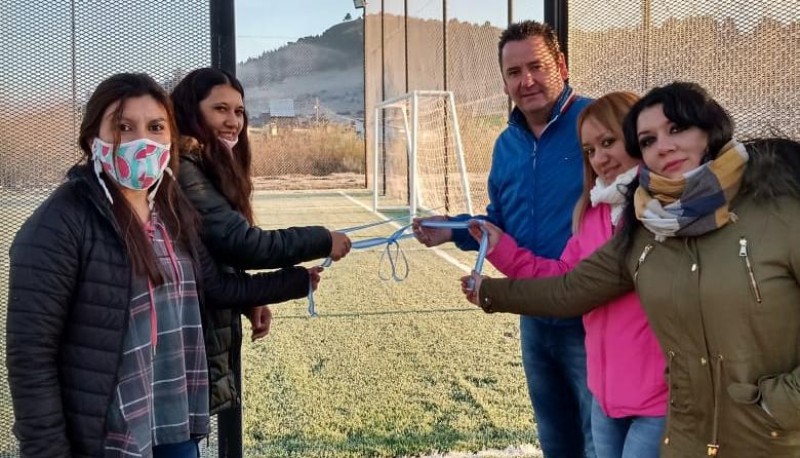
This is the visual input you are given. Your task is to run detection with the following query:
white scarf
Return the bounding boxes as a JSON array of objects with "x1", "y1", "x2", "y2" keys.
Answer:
[{"x1": 589, "y1": 165, "x2": 638, "y2": 226}]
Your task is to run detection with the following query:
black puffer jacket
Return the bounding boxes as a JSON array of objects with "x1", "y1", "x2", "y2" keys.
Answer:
[
  {"x1": 5, "y1": 165, "x2": 310, "y2": 458},
  {"x1": 178, "y1": 141, "x2": 332, "y2": 413}
]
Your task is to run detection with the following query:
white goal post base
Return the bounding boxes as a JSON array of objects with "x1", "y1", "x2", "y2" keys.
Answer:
[{"x1": 372, "y1": 90, "x2": 473, "y2": 223}]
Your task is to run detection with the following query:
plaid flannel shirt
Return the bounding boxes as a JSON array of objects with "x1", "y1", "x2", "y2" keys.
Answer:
[{"x1": 104, "y1": 214, "x2": 209, "y2": 457}]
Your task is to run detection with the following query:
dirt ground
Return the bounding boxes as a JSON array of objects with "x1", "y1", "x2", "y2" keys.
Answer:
[{"x1": 252, "y1": 172, "x2": 366, "y2": 191}]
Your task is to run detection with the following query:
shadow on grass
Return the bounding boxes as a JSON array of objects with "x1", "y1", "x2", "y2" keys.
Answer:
[
  {"x1": 246, "y1": 426, "x2": 536, "y2": 457},
  {"x1": 278, "y1": 307, "x2": 480, "y2": 320}
]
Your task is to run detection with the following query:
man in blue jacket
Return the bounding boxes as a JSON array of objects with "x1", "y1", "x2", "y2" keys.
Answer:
[{"x1": 413, "y1": 20, "x2": 594, "y2": 457}]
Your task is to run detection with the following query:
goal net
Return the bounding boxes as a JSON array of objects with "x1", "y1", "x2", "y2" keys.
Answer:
[{"x1": 372, "y1": 91, "x2": 473, "y2": 221}]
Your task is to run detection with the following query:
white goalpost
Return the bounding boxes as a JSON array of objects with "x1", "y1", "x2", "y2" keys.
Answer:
[{"x1": 372, "y1": 90, "x2": 473, "y2": 222}]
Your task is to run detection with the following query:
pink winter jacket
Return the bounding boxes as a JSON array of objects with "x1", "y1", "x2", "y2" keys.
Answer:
[{"x1": 487, "y1": 203, "x2": 668, "y2": 418}]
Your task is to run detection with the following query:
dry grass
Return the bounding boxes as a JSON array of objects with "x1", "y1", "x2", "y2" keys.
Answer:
[{"x1": 249, "y1": 124, "x2": 366, "y2": 178}]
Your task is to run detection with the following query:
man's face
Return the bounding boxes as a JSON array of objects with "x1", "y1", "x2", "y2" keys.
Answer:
[{"x1": 501, "y1": 36, "x2": 568, "y2": 120}]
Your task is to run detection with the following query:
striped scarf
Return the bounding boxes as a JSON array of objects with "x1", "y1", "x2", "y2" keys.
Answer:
[{"x1": 634, "y1": 141, "x2": 748, "y2": 241}]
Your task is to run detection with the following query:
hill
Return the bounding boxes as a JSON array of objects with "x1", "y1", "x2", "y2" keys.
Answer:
[{"x1": 237, "y1": 19, "x2": 365, "y2": 121}]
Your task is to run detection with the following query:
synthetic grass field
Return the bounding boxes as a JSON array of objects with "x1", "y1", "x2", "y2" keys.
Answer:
[{"x1": 0, "y1": 189, "x2": 541, "y2": 457}]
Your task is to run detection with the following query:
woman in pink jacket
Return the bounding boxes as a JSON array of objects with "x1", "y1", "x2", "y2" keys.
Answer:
[{"x1": 470, "y1": 92, "x2": 667, "y2": 458}]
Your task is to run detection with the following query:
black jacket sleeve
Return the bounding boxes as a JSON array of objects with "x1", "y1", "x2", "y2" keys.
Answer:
[
  {"x1": 194, "y1": 239, "x2": 310, "y2": 309},
  {"x1": 6, "y1": 192, "x2": 80, "y2": 458},
  {"x1": 178, "y1": 156, "x2": 332, "y2": 269}
]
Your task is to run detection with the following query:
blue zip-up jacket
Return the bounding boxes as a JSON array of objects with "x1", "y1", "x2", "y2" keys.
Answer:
[{"x1": 452, "y1": 86, "x2": 591, "y2": 324}]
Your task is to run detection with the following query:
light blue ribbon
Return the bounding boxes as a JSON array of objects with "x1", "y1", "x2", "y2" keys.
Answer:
[
  {"x1": 307, "y1": 215, "x2": 412, "y2": 317},
  {"x1": 306, "y1": 217, "x2": 488, "y2": 316},
  {"x1": 416, "y1": 219, "x2": 488, "y2": 291}
]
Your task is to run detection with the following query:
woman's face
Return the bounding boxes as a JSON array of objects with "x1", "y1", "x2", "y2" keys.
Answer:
[
  {"x1": 98, "y1": 95, "x2": 170, "y2": 145},
  {"x1": 636, "y1": 104, "x2": 710, "y2": 179},
  {"x1": 580, "y1": 116, "x2": 639, "y2": 184},
  {"x1": 199, "y1": 84, "x2": 244, "y2": 143}
]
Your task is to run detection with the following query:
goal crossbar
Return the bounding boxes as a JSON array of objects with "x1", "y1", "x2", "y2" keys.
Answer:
[{"x1": 372, "y1": 90, "x2": 473, "y2": 223}]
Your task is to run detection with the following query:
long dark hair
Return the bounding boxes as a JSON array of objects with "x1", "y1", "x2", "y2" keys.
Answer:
[
  {"x1": 170, "y1": 68, "x2": 254, "y2": 224},
  {"x1": 78, "y1": 72, "x2": 199, "y2": 284},
  {"x1": 615, "y1": 82, "x2": 734, "y2": 261},
  {"x1": 622, "y1": 81, "x2": 734, "y2": 161}
]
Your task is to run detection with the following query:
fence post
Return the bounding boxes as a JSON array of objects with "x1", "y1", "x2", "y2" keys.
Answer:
[
  {"x1": 211, "y1": 0, "x2": 237, "y2": 74},
  {"x1": 544, "y1": 0, "x2": 569, "y2": 61},
  {"x1": 210, "y1": 5, "x2": 243, "y2": 457}
]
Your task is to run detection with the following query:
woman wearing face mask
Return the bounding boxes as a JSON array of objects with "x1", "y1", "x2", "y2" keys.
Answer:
[
  {"x1": 465, "y1": 82, "x2": 800, "y2": 457},
  {"x1": 466, "y1": 92, "x2": 667, "y2": 458},
  {"x1": 169, "y1": 68, "x2": 351, "y2": 425},
  {"x1": 5, "y1": 73, "x2": 319, "y2": 458}
]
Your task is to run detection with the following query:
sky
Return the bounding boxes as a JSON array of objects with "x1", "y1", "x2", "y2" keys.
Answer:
[
  {"x1": 235, "y1": 0, "x2": 362, "y2": 62},
  {"x1": 234, "y1": 0, "x2": 545, "y2": 63}
]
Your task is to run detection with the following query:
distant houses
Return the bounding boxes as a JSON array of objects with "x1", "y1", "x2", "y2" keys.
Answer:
[
  {"x1": 249, "y1": 98, "x2": 295, "y2": 135},
  {"x1": 250, "y1": 96, "x2": 363, "y2": 138}
]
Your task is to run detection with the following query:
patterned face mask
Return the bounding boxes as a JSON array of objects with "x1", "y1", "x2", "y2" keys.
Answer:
[{"x1": 92, "y1": 137, "x2": 171, "y2": 190}]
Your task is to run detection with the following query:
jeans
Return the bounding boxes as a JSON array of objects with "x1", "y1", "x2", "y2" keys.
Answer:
[
  {"x1": 591, "y1": 398, "x2": 665, "y2": 458},
  {"x1": 152, "y1": 439, "x2": 200, "y2": 458},
  {"x1": 521, "y1": 316, "x2": 595, "y2": 458}
]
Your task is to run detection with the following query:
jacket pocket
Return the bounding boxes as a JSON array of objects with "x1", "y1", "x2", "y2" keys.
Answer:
[
  {"x1": 756, "y1": 373, "x2": 800, "y2": 431},
  {"x1": 728, "y1": 379, "x2": 785, "y2": 434}
]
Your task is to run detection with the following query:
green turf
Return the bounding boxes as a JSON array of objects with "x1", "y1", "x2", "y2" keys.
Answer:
[
  {"x1": 242, "y1": 190, "x2": 537, "y2": 457},
  {"x1": 0, "y1": 189, "x2": 539, "y2": 457}
]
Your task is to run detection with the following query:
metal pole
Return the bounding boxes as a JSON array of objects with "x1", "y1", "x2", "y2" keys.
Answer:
[
  {"x1": 442, "y1": 0, "x2": 448, "y2": 91},
  {"x1": 381, "y1": 0, "x2": 386, "y2": 103},
  {"x1": 442, "y1": 0, "x2": 451, "y2": 212},
  {"x1": 404, "y1": 0, "x2": 409, "y2": 92},
  {"x1": 210, "y1": 0, "x2": 236, "y2": 74},
  {"x1": 544, "y1": 0, "x2": 569, "y2": 61},
  {"x1": 380, "y1": 0, "x2": 387, "y2": 199},
  {"x1": 410, "y1": 91, "x2": 419, "y2": 223},
  {"x1": 448, "y1": 91, "x2": 473, "y2": 215},
  {"x1": 210, "y1": 2, "x2": 243, "y2": 454},
  {"x1": 71, "y1": 0, "x2": 77, "y2": 147},
  {"x1": 507, "y1": 0, "x2": 513, "y2": 116},
  {"x1": 362, "y1": 6, "x2": 368, "y2": 188},
  {"x1": 373, "y1": 107, "x2": 381, "y2": 211}
]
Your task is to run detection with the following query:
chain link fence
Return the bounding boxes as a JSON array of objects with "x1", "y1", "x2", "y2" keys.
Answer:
[
  {"x1": 365, "y1": 0, "x2": 799, "y2": 218},
  {"x1": 0, "y1": 1, "x2": 211, "y2": 455},
  {"x1": 236, "y1": 14, "x2": 366, "y2": 186},
  {"x1": 568, "y1": 0, "x2": 800, "y2": 139},
  {"x1": 2, "y1": 0, "x2": 798, "y2": 455},
  {"x1": 366, "y1": 1, "x2": 523, "y2": 216},
  {"x1": 364, "y1": 1, "x2": 547, "y2": 214}
]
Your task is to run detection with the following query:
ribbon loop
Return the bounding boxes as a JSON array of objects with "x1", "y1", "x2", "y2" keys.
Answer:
[{"x1": 306, "y1": 217, "x2": 489, "y2": 316}]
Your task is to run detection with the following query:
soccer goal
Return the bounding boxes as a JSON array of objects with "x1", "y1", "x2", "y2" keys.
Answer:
[{"x1": 372, "y1": 90, "x2": 473, "y2": 222}]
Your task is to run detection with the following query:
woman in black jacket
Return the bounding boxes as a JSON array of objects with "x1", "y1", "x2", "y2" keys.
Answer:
[
  {"x1": 5, "y1": 73, "x2": 319, "y2": 458},
  {"x1": 169, "y1": 68, "x2": 351, "y2": 421}
]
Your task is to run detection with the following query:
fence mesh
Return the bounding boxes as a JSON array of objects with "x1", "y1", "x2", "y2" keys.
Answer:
[
  {"x1": 366, "y1": 0, "x2": 799, "y2": 219},
  {"x1": 0, "y1": 1, "x2": 210, "y2": 455},
  {"x1": 2, "y1": 0, "x2": 799, "y2": 455},
  {"x1": 374, "y1": 92, "x2": 473, "y2": 216},
  {"x1": 568, "y1": 0, "x2": 800, "y2": 139},
  {"x1": 365, "y1": 3, "x2": 513, "y2": 215},
  {"x1": 236, "y1": 14, "x2": 366, "y2": 184}
]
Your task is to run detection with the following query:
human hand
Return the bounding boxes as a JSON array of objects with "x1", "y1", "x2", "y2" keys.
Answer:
[
  {"x1": 247, "y1": 305, "x2": 273, "y2": 342},
  {"x1": 308, "y1": 266, "x2": 324, "y2": 291},
  {"x1": 412, "y1": 215, "x2": 452, "y2": 247},
  {"x1": 467, "y1": 220, "x2": 502, "y2": 254},
  {"x1": 329, "y1": 231, "x2": 352, "y2": 261},
  {"x1": 460, "y1": 271, "x2": 486, "y2": 305}
]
